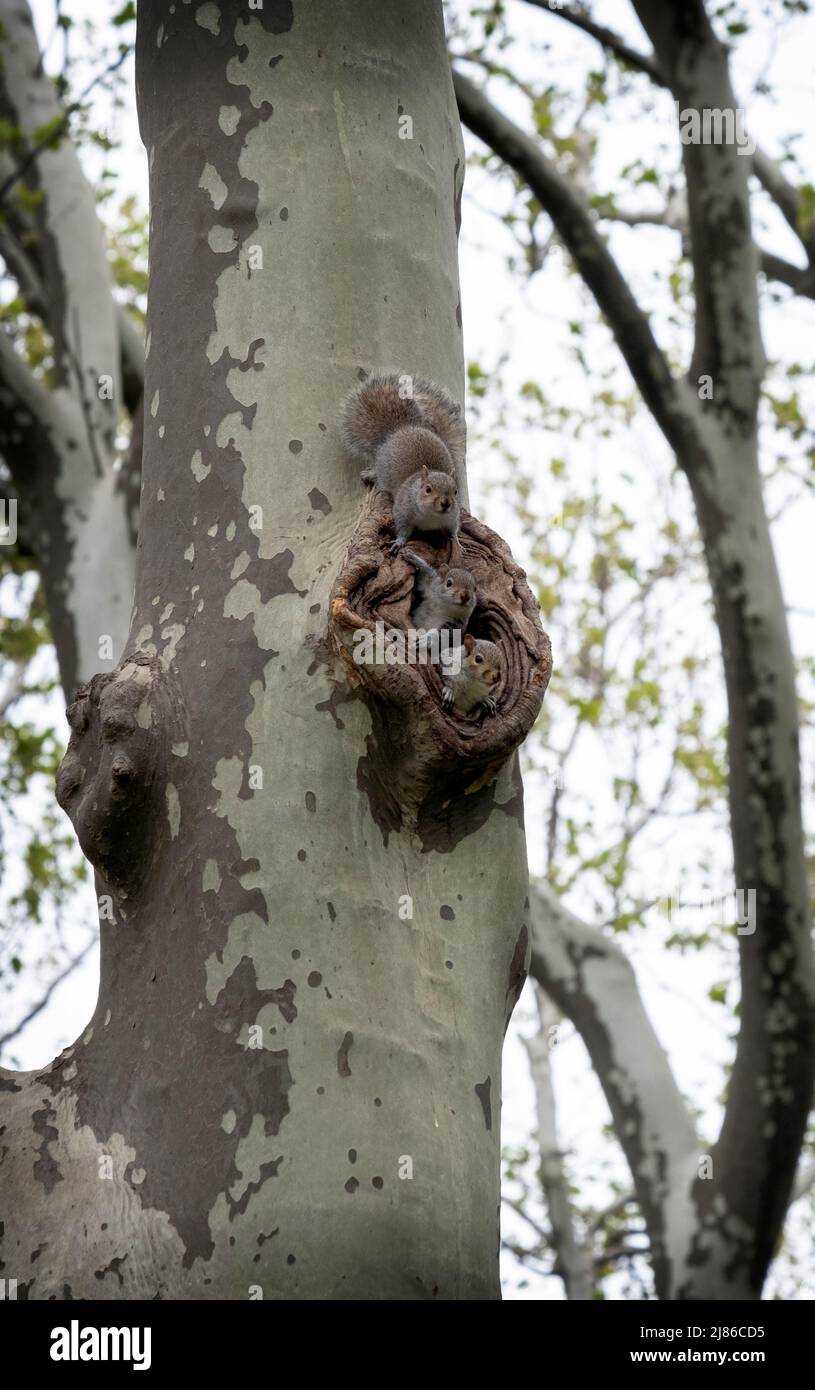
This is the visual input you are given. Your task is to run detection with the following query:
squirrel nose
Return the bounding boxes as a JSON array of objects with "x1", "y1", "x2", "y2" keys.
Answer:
[{"x1": 439, "y1": 498, "x2": 450, "y2": 511}]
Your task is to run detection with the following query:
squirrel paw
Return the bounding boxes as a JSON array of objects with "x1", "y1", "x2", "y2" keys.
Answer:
[
  {"x1": 481, "y1": 697, "x2": 498, "y2": 716},
  {"x1": 387, "y1": 537, "x2": 406, "y2": 556},
  {"x1": 441, "y1": 686, "x2": 455, "y2": 709}
]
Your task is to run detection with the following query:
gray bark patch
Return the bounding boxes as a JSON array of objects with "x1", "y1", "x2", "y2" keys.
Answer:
[
  {"x1": 474, "y1": 1077, "x2": 492, "y2": 1133},
  {"x1": 337, "y1": 1032, "x2": 354, "y2": 1078},
  {"x1": 259, "y1": 0, "x2": 294, "y2": 34},
  {"x1": 32, "y1": 1104, "x2": 63, "y2": 1193},
  {"x1": 308, "y1": 487, "x2": 332, "y2": 514},
  {"x1": 229, "y1": 1156, "x2": 284, "y2": 1220}
]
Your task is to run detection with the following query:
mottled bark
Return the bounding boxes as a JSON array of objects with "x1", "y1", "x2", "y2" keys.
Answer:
[
  {"x1": 632, "y1": 0, "x2": 815, "y2": 1300},
  {"x1": 0, "y1": 0, "x2": 540, "y2": 1301},
  {"x1": 456, "y1": 0, "x2": 815, "y2": 1299}
]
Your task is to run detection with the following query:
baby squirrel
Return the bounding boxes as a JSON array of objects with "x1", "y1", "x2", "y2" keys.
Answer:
[
  {"x1": 402, "y1": 547, "x2": 476, "y2": 632},
  {"x1": 340, "y1": 372, "x2": 465, "y2": 552},
  {"x1": 441, "y1": 635, "x2": 502, "y2": 716}
]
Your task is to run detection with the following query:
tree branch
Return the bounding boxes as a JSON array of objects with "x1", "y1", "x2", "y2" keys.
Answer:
[
  {"x1": 597, "y1": 202, "x2": 815, "y2": 301},
  {"x1": 757, "y1": 249, "x2": 815, "y2": 299},
  {"x1": 0, "y1": 936, "x2": 95, "y2": 1052},
  {"x1": 631, "y1": 1, "x2": 765, "y2": 424},
  {"x1": 452, "y1": 68, "x2": 697, "y2": 460},
  {"x1": 528, "y1": 880, "x2": 699, "y2": 1300},
  {"x1": 526, "y1": 0, "x2": 814, "y2": 256},
  {"x1": 751, "y1": 147, "x2": 807, "y2": 246},
  {"x1": 0, "y1": 327, "x2": 74, "y2": 482},
  {"x1": 523, "y1": 0, "x2": 662, "y2": 82},
  {"x1": 522, "y1": 986, "x2": 594, "y2": 1299}
]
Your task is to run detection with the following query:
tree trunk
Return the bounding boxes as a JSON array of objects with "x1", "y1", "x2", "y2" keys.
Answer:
[{"x1": 0, "y1": 0, "x2": 540, "y2": 1301}]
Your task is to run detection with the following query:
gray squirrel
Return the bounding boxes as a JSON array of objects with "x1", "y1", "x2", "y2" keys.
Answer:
[
  {"x1": 401, "y1": 547, "x2": 476, "y2": 632},
  {"x1": 340, "y1": 372, "x2": 465, "y2": 552},
  {"x1": 441, "y1": 635, "x2": 502, "y2": 716}
]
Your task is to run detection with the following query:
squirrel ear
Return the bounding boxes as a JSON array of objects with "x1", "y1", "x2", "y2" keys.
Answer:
[
  {"x1": 420, "y1": 464, "x2": 430, "y2": 480},
  {"x1": 438, "y1": 564, "x2": 449, "y2": 577},
  {"x1": 463, "y1": 634, "x2": 476, "y2": 653}
]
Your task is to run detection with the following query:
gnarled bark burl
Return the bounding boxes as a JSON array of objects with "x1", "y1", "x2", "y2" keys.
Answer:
[{"x1": 330, "y1": 490, "x2": 551, "y2": 846}]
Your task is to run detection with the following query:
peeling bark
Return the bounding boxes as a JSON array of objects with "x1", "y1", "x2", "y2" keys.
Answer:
[{"x1": 1, "y1": 0, "x2": 539, "y2": 1301}]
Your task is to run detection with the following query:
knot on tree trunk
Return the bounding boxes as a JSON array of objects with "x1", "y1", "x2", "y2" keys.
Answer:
[
  {"x1": 329, "y1": 491, "x2": 551, "y2": 841},
  {"x1": 55, "y1": 652, "x2": 179, "y2": 897}
]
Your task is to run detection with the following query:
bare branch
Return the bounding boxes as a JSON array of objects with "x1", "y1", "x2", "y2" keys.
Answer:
[
  {"x1": 0, "y1": 937, "x2": 95, "y2": 1052},
  {"x1": 528, "y1": 880, "x2": 699, "y2": 1300},
  {"x1": 751, "y1": 147, "x2": 806, "y2": 245},
  {"x1": 525, "y1": 0, "x2": 813, "y2": 256},
  {"x1": 597, "y1": 203, "x2": 815, "y2": 299},
  {"x1": 588, "y1": 1189, "x2": 637, "y2": 1236},
  {"x1": 452, "y1": 68, "x2": 697, "y2": 460},
  {"x1": 522, "y1": 0, "x2": 662, "y2": 82},
  {"x1": 523, "y1": 986, "x2": 595, "y2": 1299},
  {"x1": 501, "y1": 1193, "x2": 550, "y2": 1244},
  {"x1": 757, "y1": 250, "x2": 815, "y2": 299}
]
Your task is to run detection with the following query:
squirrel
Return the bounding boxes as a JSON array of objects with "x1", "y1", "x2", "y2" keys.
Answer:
[
  {"x1": 441, "y1": 635, "x2": 502, "y2": 716},
  {"x1": 402, "y1": 547, "x2": 476, "y2": 632},
  {"x1": 340, "y1": 372, "x2": 465, "y2": 552}
]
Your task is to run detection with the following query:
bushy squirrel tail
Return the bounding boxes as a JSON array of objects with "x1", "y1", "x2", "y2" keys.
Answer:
[{"x1": 340, "y1": 371, "x2": 466, "y2": 470}]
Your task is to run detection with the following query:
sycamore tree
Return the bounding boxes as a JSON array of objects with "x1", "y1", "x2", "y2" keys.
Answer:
[
  {"x1": 1, "y1": 0, "x2": 814, "y2": 1302},
  {"x1": 0, "y1": 0, "x2": 547, "y2": 1301}
]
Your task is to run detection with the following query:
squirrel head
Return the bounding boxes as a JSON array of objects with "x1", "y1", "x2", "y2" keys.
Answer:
[
  {"x1": 463, "y1": 635, "x2": 502, "y2": 687},
  {"x1": 437, "y1": 564, "x2": 476, "y2": 608},
  {"x1": 416, "y1": 464, "x2": 459, "y2": 516}
]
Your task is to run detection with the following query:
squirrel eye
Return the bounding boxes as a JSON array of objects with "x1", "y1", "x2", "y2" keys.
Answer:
[
  {"x1": 445, "y1": 578, "x2": 453, "y2": 587},
  {"x1": 424, "y1": 485, "x2": 432, "y2": 495},
  {"x1": 474, "y1": 655, "x2": 483, "y2": 665}
]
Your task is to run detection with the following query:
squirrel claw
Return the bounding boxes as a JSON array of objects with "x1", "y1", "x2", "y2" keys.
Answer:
[
  {"x1": 441, "y1": 686, "x2": 454, "y2": 709},
  {"x1": 481, "y1": 697, "x2": 498, "y2": 716},
  {"x1": 386, "y1": 538, "x2": 406, "y2": 556}
]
